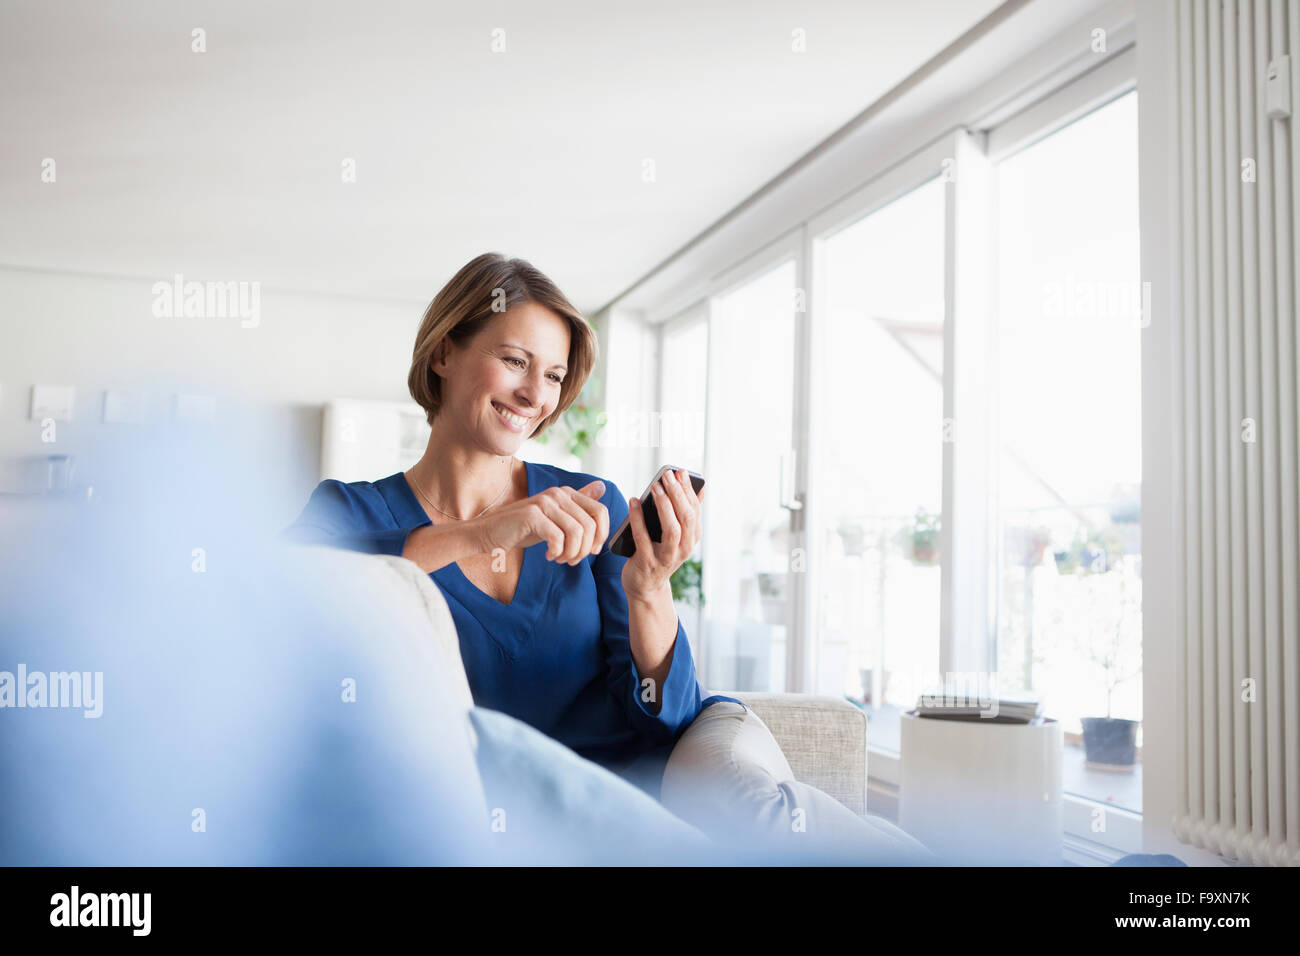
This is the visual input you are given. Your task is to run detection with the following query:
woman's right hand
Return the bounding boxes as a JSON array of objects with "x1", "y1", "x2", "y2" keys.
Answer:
[{"x1": 470, "y1": 479, "x2": 609, "y2": 566}]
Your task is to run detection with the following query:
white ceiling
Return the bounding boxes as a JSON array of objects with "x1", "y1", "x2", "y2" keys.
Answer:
[{"x1": 0, "y1": 0, "x2": 1005, "y2": 314}]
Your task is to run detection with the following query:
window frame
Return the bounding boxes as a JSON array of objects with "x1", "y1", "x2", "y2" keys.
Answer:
[
  {"x1": 642, "y1": 25, "x2": 1142, "y2": 862},
  {"x1": 984, "y1": 69, "x2": 1141, "y2": 858}
]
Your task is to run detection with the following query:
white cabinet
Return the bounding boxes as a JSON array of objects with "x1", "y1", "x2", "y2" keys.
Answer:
[{"x1": 319, "y1": 400, "x2": 430, "y2": 483}]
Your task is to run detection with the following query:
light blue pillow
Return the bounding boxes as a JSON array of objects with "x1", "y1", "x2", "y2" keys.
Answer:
[
  {"x1": 467, "y1": 707, "x2": 714, "y2": 865},
  {"x1": 0, "y1": 428, "x2": 490, "y2": 865}
]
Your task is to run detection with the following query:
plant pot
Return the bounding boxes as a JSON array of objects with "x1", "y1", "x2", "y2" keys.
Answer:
[
  {"x1": 910, "y1": 543, "x2": 940, "y2": 566},
  {"x1": 760, "y1": 597, "x2": 786, "y2": 626},
  {"x1": 837, "y1": 524, "x2": 868, "y2": 557},
  {"x1": 1080, "y1": 547, "x2": 1109, "y2": 573},
  {"x1": 904, "y1": 531, "x2": 941, "y2": 565},
  {"x1": 900, "y1": 512, "x2": 941, "y2": 566},
  {"x1": 1054, "y1": 547, "x2": 1113, "y2": 574},
  {"x1": 1080, "y1": 717, "x2": 1139, "y2": 771},
  {"x1": 1006, "y1": 526, "x2": 1051, "y2": 567}
]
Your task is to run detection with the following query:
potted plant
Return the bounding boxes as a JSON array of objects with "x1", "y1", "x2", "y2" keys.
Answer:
[
  {"x1": 837, "y1": 518, "x2": 868, "y2": 557},
  {"x1": 532, "y1": 376, "x2": 607, "y2": 461},
  {"x1": 669, "y1": 557, "x2": 704, "y2": 609},
  {"x1": 901, "y1": 509, "x2": 941, "y2": 566},
  {"x1": 1053, "y1": 526, "x2": 1124, "y2": 575},
  {"x1": 1006, "y1": 524, "x2": 1052, "y2": 568},
  {"x1": 1078, "y1": 574, "x2": 1142, "y2": 771}
]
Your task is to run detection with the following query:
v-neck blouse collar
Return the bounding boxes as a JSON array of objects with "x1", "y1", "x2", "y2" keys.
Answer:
[{"x1": 375, "y1": 460, "x2": 544, "y2": 611}]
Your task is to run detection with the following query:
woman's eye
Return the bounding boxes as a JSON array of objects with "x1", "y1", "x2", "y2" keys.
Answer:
[{"x1": 505, "y1": 356, "x2": 561, "y2": 384}]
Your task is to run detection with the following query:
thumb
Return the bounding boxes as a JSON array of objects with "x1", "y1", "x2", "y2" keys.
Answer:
[{"x1": 578, "y1": 479, "x2": 605, "y2": 498}]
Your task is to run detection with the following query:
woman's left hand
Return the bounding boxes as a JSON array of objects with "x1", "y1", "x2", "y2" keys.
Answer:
[{"x1": 622, "y1": 468, "x2": 706, "y2": 602}]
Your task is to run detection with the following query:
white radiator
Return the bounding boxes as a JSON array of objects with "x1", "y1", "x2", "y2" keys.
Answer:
[{"x1": 1169, "y1": 0, "x2": 1299, "y2": 866}]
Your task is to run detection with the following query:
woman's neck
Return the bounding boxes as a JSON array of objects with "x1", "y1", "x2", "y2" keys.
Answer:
[{"x1": 408, "y1": 437, "x2": 517, "y2": 521}]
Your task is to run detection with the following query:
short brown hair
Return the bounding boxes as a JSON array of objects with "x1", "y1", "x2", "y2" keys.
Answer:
[{"x1": 407, "y1": 253, "x2": 598, "y2": 439}]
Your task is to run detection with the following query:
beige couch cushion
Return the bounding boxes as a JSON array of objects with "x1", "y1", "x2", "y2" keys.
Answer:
[{"x1": 726, "y1": 691, "x2": 869, "y2": 815}]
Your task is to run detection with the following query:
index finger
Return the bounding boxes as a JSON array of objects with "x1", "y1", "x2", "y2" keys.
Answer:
[{"x1": 562, "y1": 484, "x2": 610, "y2": 552}]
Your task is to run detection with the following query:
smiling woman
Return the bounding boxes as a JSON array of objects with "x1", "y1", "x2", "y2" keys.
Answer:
[
  {"x1": 284, "y1": 252, "x2": 723, "y2": 799},
  {"x1": 406, "y1": 252, "x2": 597, "y2": 444}
]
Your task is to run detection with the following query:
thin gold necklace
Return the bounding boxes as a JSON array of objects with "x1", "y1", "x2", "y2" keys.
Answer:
[{"x1": 408, "y1": 460, "x2": 514, "y2": 521}]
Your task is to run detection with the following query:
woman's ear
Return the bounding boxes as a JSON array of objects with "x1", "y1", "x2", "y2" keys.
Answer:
[{"x1": 429, "y1": 339, "x2": 451, "y2": 376}]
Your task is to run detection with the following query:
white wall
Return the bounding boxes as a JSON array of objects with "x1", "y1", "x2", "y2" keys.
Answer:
[{"x1": 0, "y1": 266, "x2": 424, "y2": 515}]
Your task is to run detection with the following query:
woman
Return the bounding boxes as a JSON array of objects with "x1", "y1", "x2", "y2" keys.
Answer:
[{"x1": 285, "y1": 252, "x2": 729, "y2": 797}]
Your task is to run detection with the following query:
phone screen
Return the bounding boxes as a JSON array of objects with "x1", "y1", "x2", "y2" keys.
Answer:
[{"x1": 607, "y1": 466, "x2": 706, "y2": 558}]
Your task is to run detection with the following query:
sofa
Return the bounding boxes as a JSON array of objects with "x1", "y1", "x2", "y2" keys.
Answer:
[
  {"x1": 300, "y1": 544, "x2": 931, "y2": 864},
  {"x1": 0, "y1": 501, "x2": 1172, "y2": 866},
  {"x1": 707, "y1": 691, "x2": 871, "y2": 815}
]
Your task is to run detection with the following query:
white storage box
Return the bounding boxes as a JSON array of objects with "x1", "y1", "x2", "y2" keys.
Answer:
[{"x1": 899, "y1": 710, "x2": 1063, "y2": 865}]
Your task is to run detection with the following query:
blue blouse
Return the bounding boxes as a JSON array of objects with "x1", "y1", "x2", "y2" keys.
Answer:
[{"x1": 283, "y1": 459, "x2": 731, "y2": 794}]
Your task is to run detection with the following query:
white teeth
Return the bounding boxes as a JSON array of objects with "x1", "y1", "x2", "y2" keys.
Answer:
[{"x1": 493, "y1": 403, "x2": 530, "y2": 427}]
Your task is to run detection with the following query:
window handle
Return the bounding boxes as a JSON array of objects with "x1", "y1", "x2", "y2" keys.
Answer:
[{"x1": 779, "y1": 448, "x2": 803, "y2": 511}]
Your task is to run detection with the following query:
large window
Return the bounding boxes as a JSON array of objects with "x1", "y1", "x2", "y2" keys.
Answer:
[
  {"x1": 993, "y1": 91, "x2": 1142, "y2": 811},
  {"x1": 698, "y1": 259, "x2": 798, "y2": 692},
  {"x1": 646, "y1": 59, "x2": 1143, "y2": 847},
  {"x1": 814, "y1": 178, "x2": 946, "y2": 725}
]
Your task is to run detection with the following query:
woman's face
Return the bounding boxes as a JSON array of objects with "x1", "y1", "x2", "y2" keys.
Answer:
[{"x1": 434, "y1": 301, "x2": 572, "y2": 455}]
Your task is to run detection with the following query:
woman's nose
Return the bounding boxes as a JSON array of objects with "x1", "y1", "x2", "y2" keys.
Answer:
[{"x1": 515, "y1": 373, "x2": 547, "y2": 407}]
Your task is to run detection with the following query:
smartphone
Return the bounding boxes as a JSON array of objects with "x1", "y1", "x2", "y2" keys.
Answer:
[{"x1": 607, "y1": 465, "x2": 706, "y2": 558}]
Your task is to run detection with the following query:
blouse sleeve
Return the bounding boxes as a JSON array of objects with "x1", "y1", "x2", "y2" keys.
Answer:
[
  {"x1": 591, "y1": 480, "x2": 703, "y2": 746},
  {"x1": 282, "y1": 480, "x2": 428, "y2": 556}
]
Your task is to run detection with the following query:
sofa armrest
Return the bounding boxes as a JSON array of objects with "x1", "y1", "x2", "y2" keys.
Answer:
[{"x1": 708, "y1": 691, "x2": 868, "y2": 816}]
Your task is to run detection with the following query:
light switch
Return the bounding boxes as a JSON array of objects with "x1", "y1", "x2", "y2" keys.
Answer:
[{"x1": 30, "y1": 385, "x2": 75, "y2": 422}]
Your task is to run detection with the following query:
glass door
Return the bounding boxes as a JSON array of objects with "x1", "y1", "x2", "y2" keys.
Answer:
[
  {"x1": 992, "y1": 91, "x2": 1142, "y2": 810},
  {"x1": 658, "y1": 305, "x2": 709, "y2": 665},
  {"x1": 699, "y1": 258, "x2": 799, "y2": 692},
  {"x1": 811, "y1": 177, "x2": 947, "y2": 747}
]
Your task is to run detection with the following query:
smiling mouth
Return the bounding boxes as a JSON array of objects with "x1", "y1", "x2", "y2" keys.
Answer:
[{"x1": 492, "y1": 401, "x2": 533, "y2": 430}]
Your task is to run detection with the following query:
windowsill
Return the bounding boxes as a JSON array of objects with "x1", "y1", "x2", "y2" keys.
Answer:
[
  {"x1": 1062, "y1": 737, "x2": 1141, "y2": 813},
  {"x1": 859, "y1": 698, "x2": 1142, "y2": 816}
]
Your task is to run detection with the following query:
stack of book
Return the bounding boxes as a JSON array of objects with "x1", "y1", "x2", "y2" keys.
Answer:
[{"x1": 912, "y1": 688, "x2": 1045, "y2": 724}]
